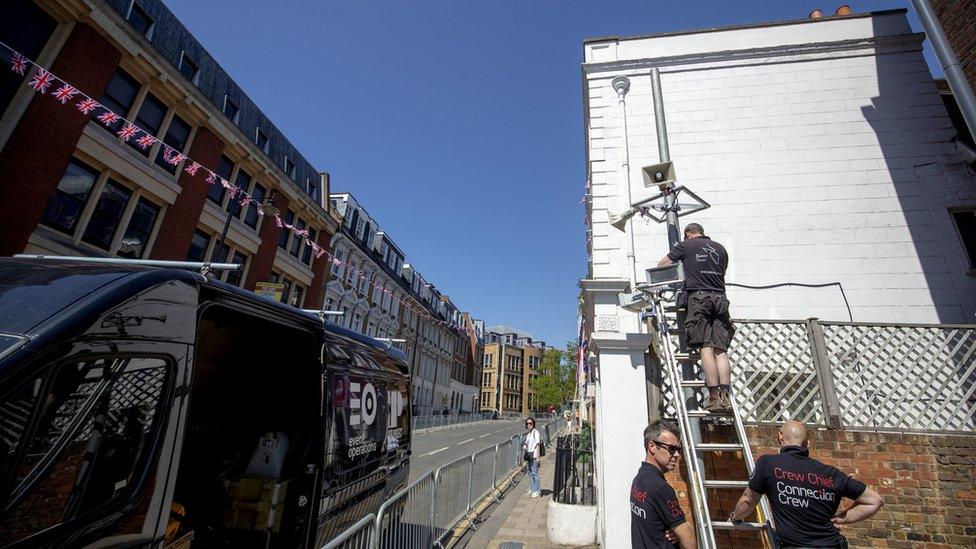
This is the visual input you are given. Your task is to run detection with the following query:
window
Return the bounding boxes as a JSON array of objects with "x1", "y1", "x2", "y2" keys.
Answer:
[
  {"x1": 331, "y1": 248, "x2": 344, "y2": 275},
  {"x1": 255, "y1": 129, "x2": 269, "y2": 152},
  {"x1": 128, "y1": 92, "x2": 167, "y2": 156},
  {"x1": 186, "y1": 230, "x2": 210, "y2": 262},
  {"x1": 154, "y1": 114, "x2": 191, "y2": 173},
  {"x1": 302, "y1": 227, "x2": 317, "y2": 264},
  {"x1": 211, "y1": 241, "x2": 229, "y2": 264},
  {"x1": 353, "y1": 313, "x2": 362, "y2": 333},
  {"x1": 244, "y1": 183, "x2": 265, "y2": 228},
  {"x1": 178, "y1": 51, "x2": 198, "y2": 82},
  {"x1": 308, "y1": 177, "x2": 319, "y2": 204},
  {"x1": 0, "y1": 356, "x2": 169, "y2": 545},
  {"x1": 223, "y1": 96, "x2": 239, "y2": 123},
  {"x1": 227, "y1": 169, "x2": 251, "y2": 217},
  {"x1": 278, "y1": 209, "x2": 294, "y2": 249},
  {"x1": 225, "y1": 251, "x2": 248, "y2": 286},
  {"x1": 127, "y1": 1, "x2": 154, "y2": 37},
  {"x1": 355, "y1": 217, "x2": 366, "y2": 240},
  {"x1": 117, "y1": 198, "x2": 160, "y2": 258},
  {"x1": 41, "y1": 160, "x2": 99, "y2": 233},
  {"x1": 82, "y1": 179, "x2": 132, "y2": 250},
  {"x1": 289, "y1": 218, "x2": 306, "y2": 257},
  {"x1": 290, "y1": 285, "x2": 304, "y2": 308},
  {"x1": 951, "y1": 209, "x2": 976, "y2": 269},
  {"x1": 99, "y1": 69, "x2": 140, "y2": 129},
  {"x1": 280, "y1": 278, "x2": 292, "y2": 304},
  {"x1": 341, "y1": 306, "x2": 349, "y2": 327},
  {"x1": 207, "y1": 155, "x2": 234, "y2": 204},
  {"x1": 284, "y1": 157, "x2": 296, "y2": 180},
  {"x1": 326, "y1": 298, "x2": 334, "y2": 310}
]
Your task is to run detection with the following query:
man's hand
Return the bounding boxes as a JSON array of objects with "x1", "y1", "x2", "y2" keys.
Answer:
[
  {"x1": 657, "y1": 255, "x2": 673, "y2": 268},
  {"x1": 831, "y1": 516, "x2": 846, "y2": 530}
]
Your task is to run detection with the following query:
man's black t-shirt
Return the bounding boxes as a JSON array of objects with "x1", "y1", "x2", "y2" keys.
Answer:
[
  {"x1": 666, "y1": 236, "x2": 728, "y2": 293},
  {"x1": 749, "y1": 446, "x2": 867, "y2": 547},
  {"x1": 630, "y1": 462, "x2": 686, "y2": 548}
]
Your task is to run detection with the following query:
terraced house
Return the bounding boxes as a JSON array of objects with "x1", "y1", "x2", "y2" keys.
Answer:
[{"x1": 0, "y1": 0, "x2": 338, "y2": 308}]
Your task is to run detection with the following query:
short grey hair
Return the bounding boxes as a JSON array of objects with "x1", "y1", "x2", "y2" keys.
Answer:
[{"x1": 644, "y1": 420, "x2": 680, "y2": 452}]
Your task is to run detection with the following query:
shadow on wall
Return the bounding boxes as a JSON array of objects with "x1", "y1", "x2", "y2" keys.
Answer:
[{"x1": 862, "y1": 15, "x2": 976, "y2": 324}]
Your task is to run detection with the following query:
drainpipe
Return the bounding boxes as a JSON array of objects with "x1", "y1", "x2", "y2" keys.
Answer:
[
  {"x1": 611, "y1": 76, "x2": 640, "y2": 290},
  {"x1": 910, "y1": 0, "x2": 976, "y2": 142}
]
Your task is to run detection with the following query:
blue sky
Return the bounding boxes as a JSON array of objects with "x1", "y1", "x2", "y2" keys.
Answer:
[{"x1": 164, "y1": 0, "x2": 936, "y2": 346}]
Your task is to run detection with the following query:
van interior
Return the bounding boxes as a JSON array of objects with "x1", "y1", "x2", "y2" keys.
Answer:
[{"x1": 169, "y1": 305, "x2": 321, "y2": 548}]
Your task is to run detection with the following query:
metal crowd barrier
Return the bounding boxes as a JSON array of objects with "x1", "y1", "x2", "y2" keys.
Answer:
[
  {"x1": 324, "y1": 418, "x2": 567, "y2": 548},
  {"x1": 412, "y1": 412, "x2": 493, "y2": 431}
]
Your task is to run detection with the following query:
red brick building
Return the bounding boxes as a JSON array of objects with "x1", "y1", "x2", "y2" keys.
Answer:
[{"x1": 0, "y1": 0, "x2": 339, "y2": 308}]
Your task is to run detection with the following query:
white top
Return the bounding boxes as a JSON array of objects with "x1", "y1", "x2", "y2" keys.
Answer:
[{"x1": 523, "y1": 428, "x2": 541, "y2": 458}]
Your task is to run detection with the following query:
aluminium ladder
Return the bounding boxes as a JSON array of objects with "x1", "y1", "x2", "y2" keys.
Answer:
[{"x1": 647, "y1": 295, "x2": 777, "y2": 549}]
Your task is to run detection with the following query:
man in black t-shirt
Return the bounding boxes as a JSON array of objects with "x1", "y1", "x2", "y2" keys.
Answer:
[
  {"x1": 729, "y1": 421, "x2": 885, "y2": 548},
  {"x1": 657, "y1": 223, "x2": 734, "y2": 412},
  {"x1": 630, "y1": 420, "x2": 695, "y2": 548}
]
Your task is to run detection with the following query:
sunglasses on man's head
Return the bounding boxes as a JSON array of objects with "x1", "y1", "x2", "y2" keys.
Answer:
[{"x1": 652, "y1": 439, "x2": 682, "y2": 456}]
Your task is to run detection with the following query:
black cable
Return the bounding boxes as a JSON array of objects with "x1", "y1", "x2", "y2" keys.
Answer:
[{"x1": 726, "y1": 281, "x2": 853, "y2": 323}]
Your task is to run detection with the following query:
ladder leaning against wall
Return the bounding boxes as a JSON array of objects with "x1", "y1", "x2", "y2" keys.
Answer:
[{"x1": 646, "y1": 293, "x2": 778, "y2": 549}]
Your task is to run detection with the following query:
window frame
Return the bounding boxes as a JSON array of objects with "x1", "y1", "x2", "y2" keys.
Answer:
[
  {"x1": 126, "y1": 1, "x2": 155, "y2": 39},
  {"x1": 222, "y1": 95, "x2": 240, "y2": 124},
  {"x1": 178, "y1": 51, "x2": 199, "y2": 84},
  {"x1": 284, "y1": 157, "x2": 296, "y2": 180},
  {"x1": 255, "y1": 128, "x2": 269, "y2": 153}
]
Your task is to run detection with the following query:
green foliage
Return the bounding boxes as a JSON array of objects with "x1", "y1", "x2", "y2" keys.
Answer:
[
  {"x1": 530, "y1": 345, "x2": 579, "y2": 410},
  {"x1": 578, "y1": 420, "x2": 594, "y2": 464}
]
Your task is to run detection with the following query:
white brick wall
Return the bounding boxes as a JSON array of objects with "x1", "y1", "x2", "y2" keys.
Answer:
[{"x1": 585, "y1": 12, "x2": 976, "y2": 325}]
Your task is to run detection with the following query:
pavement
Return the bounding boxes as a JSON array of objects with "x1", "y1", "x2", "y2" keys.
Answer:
[
  {"x1": 458, "y1": 438, "x2": 599, "y2": 549},
  {"x1": 409, "y1": 419, "x2": 524, "y2": 482}
]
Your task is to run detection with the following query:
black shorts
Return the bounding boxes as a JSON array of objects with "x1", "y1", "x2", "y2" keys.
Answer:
[{"x1": 684, "y1": 291, "x2": 734, "y2": 351}]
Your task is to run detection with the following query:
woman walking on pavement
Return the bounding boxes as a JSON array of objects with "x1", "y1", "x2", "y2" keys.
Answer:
[{"x1": 523, "y1": 417, "x2": 542, "y2": 498}]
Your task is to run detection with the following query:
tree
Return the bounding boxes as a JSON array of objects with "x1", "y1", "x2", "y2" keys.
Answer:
[{"x1": 530, "y1": 343, "x2": 580, "y2": 410}]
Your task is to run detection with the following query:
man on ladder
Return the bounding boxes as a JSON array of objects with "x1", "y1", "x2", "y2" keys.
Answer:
[
  {"x1": 728, "y1": 421, "x2": 885, "y2": 548},
  {"x1": 657, "y1": 222, "x2": 733, "y2": 412}
]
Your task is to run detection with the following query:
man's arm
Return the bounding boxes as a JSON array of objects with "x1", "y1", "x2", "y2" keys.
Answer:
[
  {"x1": 729, "y1": 488, "x2": 762, "y2": 523},
  {"x1": 657, "y1": 255, "x2": 673, "y2": 267},
  {"x1": 671, "y1": 521, "x2": 697, "y2": 549},
  {"x1": 832, "y1": 487, "x2": 884, "y2": 527}
]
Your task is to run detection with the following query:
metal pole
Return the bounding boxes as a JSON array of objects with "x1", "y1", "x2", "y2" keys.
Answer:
[
  {"x1": 611, "y1": 76, "x2": 641, "y2": 289},
  {"x1": 212, "y1": 205, "x2": 235, "y2": 263},
  {"x1": 910, "y1": 0, "x2": 976, "y2": 142},
  {"x1": 650, "y1": 68, "x2": 707, "y2": 523}
]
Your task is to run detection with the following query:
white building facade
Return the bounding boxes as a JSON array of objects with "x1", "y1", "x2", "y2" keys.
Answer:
[{"x1": 581, "y1": 10, "x2": 976, "y2": 548}]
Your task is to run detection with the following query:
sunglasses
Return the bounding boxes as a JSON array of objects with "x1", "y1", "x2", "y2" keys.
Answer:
[
  {"x1": 525, "y1": 422, "x2": 534, "y2": 426},
  {"x1": 652, "y1": 439, "x2": 682, "y2": 456}
]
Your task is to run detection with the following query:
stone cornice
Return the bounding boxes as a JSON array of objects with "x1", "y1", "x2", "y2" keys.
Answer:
[
  {"x1": 589, "y1": 332, "x2": 652, "y2": 352},
  {"x1": 580, "y1": 278, "x2": 631, "y2": 294},
  {"x1": 583, "y1": 33, "x2": 924, "y2": 77}
]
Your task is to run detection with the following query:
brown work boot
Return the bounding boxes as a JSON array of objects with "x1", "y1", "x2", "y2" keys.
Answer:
[
  {"x1": 706, "y1": 389, "x2": 723, "y2": 413},
  {"x1": 719, "y1": 388, "x2": 733, "y2": 412}
]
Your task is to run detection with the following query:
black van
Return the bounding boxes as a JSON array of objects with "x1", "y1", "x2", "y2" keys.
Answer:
[{"x1": 0, "y1": 257, "x2": 411, "y2": 548}]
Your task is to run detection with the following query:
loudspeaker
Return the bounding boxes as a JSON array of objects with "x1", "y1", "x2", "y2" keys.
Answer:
[{"x1": 641, "y1": 161, "x2": 676, "y2": 189}]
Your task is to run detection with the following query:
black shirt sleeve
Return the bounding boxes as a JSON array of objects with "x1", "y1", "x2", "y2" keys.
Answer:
[
  {"x1": 649, "y1": 483, "x2": 686, "y2": 529},
  {"x1": 748, "y1": 456, "x2": 769, "y2": 494},
  {"x1": 839, "y1": 471, "x2": 867, "y2": 501},
  {"x1": 666, "y1": 241, "x2": 686, "y2": 262}
]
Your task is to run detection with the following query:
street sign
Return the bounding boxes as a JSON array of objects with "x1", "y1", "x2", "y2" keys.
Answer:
[{"x1": 255, "y1": 281, "x2": 285, "y2": 301}]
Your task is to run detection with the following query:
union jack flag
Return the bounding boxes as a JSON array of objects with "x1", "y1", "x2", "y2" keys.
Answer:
[
  {"x1": 97, "y1": 110, "x2": 120, "y2": 126},
  {"x1": 27, "y1": 69, "x2": 55, "y2": 93},
  {"x1": 205, "y1": 171, "x2": 217, "y2": 185},
  {"x1": 117, "y1": 123, "x2": 138, "y2": 141},
  {"x1": 77, "y1": 98, "x2": 99, "y2": 114},
  {"x1": 166, "y1": 151, "x2": 186, "y2": 165},
  {"x1": 185, "y1": 162, "x2": 201, "y2": 176},
  {"x1": 10, "y1": 52, "x2": 28, "y2": 75},
  {"x1": 52, "y1": 84, "x2": 78, "y2": 104},
  {"x1": 135, "y1": 134, "x2": 157, "y2": 150}
]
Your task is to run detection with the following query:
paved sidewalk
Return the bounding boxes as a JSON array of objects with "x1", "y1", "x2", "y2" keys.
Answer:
[{"x1": 480, "y1": 452, "x2": 598, "y2": 548}]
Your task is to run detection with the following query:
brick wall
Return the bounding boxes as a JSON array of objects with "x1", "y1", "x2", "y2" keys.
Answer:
[
  {"x1": 665, "y1": 425, "x2": 976, "y2": 548},
  {"x1": 149, "y1": 127, "x2": 224, "y2": 261},
  {"x1": 242, "y1": 192, "x2": 289, "y2": 291},
  {"x1": 930, "y1": 0, "x2": 976, "y2": 94},
  {"x1": 0, "y1": 24, "x2": 120, "y2": 256},
  {"x1": 302, "y1": 227, "x2": 334, "y2": 309}
]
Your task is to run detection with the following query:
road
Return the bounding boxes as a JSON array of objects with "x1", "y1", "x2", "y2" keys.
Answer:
[{"x1": 408, "y1": 419, "x2": 533, "y2": 482}]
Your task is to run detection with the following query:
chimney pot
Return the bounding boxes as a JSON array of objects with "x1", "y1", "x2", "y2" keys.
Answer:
[
  {"x1": 809, "y1": 8, "x2": 824, "y2": 19},
  {"x1": 835, "y1": 5, "x2": 852, "y2": 15}
]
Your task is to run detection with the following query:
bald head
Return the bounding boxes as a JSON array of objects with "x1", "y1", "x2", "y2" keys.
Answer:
[{"x1": 779, "y1": 421, "x2": 808, "y2": 446}]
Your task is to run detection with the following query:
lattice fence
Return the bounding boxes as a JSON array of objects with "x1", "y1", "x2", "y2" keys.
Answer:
[{"x1": 655, "y1": 318, "x2": 976, "y2": 434}]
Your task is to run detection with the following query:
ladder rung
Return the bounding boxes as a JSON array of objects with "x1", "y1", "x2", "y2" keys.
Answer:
[
  {"x1": 674, "y1": 353, "x2": 700, "y2": 362},
  {"x1": 678, "y1": 379, "x2": 705, "y2": 388},
  {"x1": 687, "y1": 409, "x2": 733, "y2": 418},
  {"x1": 695, "y1": 443, "x2": 743, "y2": 452},
  {"x1": 712, "y1": 521, "x2": 766, "y2": 531},
  {"x1": 664, "y1": 305, "x2": 685, "y2": 313},
  {"x1": 702, "y1": 480, "x2": 749, "y2": 489}
]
